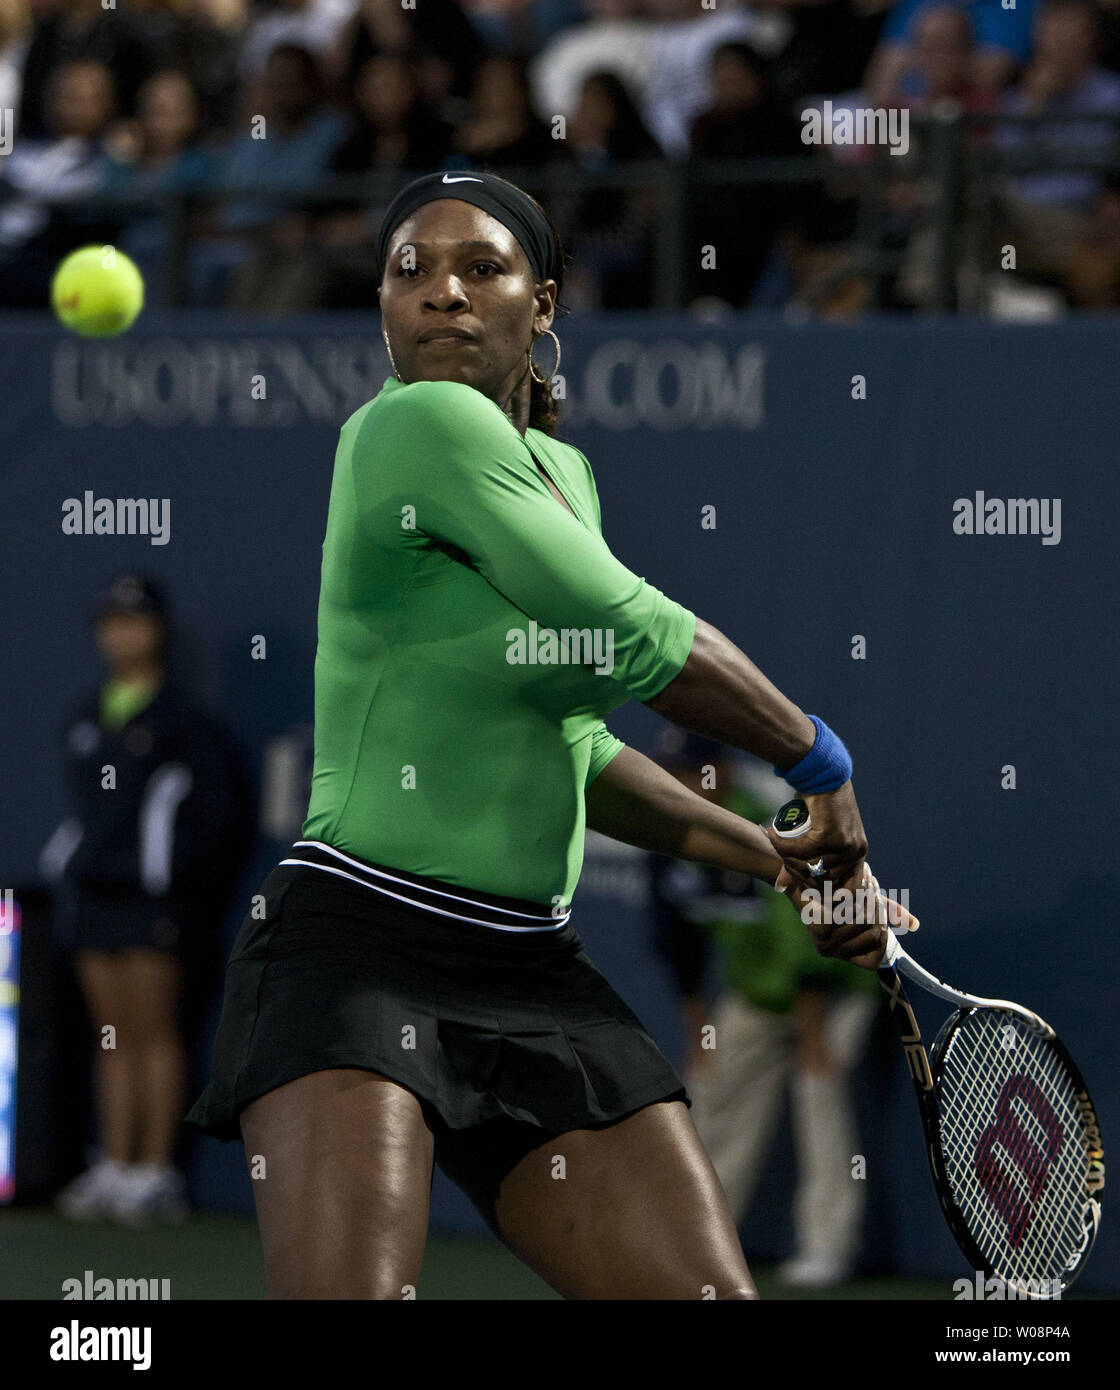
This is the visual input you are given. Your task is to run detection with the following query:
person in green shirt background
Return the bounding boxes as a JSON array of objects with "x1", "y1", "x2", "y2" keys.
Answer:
[{"x1": 649, "y1": 728, "x2": 880, "y2": 1288}]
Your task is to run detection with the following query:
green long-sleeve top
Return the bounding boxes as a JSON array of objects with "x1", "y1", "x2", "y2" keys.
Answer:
[{"x1": 302, "y1": 376, "x2": 697, "y2": 907}]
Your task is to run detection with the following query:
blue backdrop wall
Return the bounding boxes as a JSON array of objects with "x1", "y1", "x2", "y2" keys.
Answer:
[{"x1": 2, "y1": 311, "x2": 1116, "y2": 1289}]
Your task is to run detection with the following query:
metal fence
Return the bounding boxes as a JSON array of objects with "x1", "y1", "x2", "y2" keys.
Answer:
[{"x1": 13, "y1": 110, "x2": 1120, "y2": 313}]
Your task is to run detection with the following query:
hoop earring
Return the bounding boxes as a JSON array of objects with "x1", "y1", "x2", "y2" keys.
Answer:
[
  {"x1": 382, "y1": 328, "x2": 402, "y2": 381},
  {"x1": 529, "y1": 328, "x2": 561, "y2": 385}
]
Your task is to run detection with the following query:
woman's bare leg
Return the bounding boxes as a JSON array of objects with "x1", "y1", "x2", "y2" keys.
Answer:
[
  {"x1": 239, "y1": 1068, "x2": 435, "y2": 1299},
  {"x1": 492, "y1": 1099, "x2": 757, "y2": 1300},
  {"x1": 120, "y1": 948, "x2": 186, "y2": 1165},
  {"x1": 75, "y1": 950, "x2": 137, "y2": 1162}
]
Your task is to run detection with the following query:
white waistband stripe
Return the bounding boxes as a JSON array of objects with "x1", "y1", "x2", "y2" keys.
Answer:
[{"x1": 279, "y1": 842, "x2": 570, "y2": 933}]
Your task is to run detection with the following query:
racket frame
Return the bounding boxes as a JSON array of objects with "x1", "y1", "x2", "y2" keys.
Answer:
[
  {"x1": 767, "y1": 797, "x2": 1104, "y2": 1294},
  {"x1": 878, "y1": 935, "x2": 1105, "y2": 1298}
]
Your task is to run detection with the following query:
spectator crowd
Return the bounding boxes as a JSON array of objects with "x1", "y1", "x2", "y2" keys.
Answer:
[{"x1": 3, "y1": 0, "x2": 1120, "y2": 316}]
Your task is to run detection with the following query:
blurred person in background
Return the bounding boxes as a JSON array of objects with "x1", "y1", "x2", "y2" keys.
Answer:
[
  {"x1": 329, "y1": 50, "x2": 455, "y2": 186},
  {"x1": 1092, "y1": 0, "x2": 1120, "y2": 73},
  {"x1": 870, "y1": 6, "x2": 998, "y2": 309},
  {"x1": 0, "y1": 57, "x2": 120, "y2": 306},
  {"x1": 529, "y1": 0, "x2": 656, "y2": 126},
  {"x1": 101, "y1": 68, "x2": 217, "y2": 305},
  {"x1": 551, "y1": 69, "x2": 661, "y2": 307},
  {"x1": 455, "y1": 0, "x2": 533, "y2": 52},
  {"x1": 126, "y1": 0, "x2": 246, "y2": 136},
  {"x1": 239, "y1": 0, "x2": 357, "y2": 100},
  {"x1": 892, "y1": 0, "x2": 996, "y2": 108},
  {"x1": 1065, "y1": 170, "x2": 1120, "y2": 304},
  {"x1": 191, "y1": 41, "x2": 345, "y2": 306},
  {"x1": 764, "y1": 0, "x2": 892, "y2": 110},
  {"x1": 863, "y1": 0, "x2": 1038, "y2": 104},
  {"x1": 0, "y1": 0, "x2": 29, "y2": 116},
  {"x1": 274, "y1": 52, "x2": 455, "y2": 307},
  {"x1": 41, "y1": 574, "x2": 253, "y2": 1224},
  {"x1": 641, "y1": 0, "x2": 791, "y2": 157},
  {"x1": 649, "y1": 731, "x2": 880, "y2": 1287},
  {"x1": 17, "y1": 0, "x2": 155, "y2": 138},
  {"x1": 687, "y1": 40, "x2": 806, "y2": 311},
  {"x1": 993, "y1": 0, "x2": 1120, "y2": 292},
  {"x1": 447, "y1": 53, "x2": 570, "y2": 282},
  {"x1": 691, "y1": 40, "x2": 803, "y2": 159},
  {"x1": 453, "y1": 53, "x2": 559, "y2": 168},
  {"x1": 751, "y1": 197, "x2": 875, "y2": 317},
  {"x1": 330, "y1": 0, "x2": 484, "y2": 116}
]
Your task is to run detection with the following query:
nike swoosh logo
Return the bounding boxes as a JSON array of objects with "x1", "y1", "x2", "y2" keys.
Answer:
[{"x1": 442, "y1": 174, "x2": 484, "y2": 184}]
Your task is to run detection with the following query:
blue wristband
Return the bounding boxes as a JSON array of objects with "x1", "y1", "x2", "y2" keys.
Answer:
[{"x1": 773, "y1": 716, "x2": 852, "y2": 794}]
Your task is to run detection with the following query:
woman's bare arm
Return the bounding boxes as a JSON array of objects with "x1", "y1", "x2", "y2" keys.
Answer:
[
  {"x1": 585, "y1": 744, "x2": 910, "y2": 968},
  {"x1": 584, "y1": 745, "x2": 781, "y2": 878},
  {"x1": 645, "y1": 618, "x2": 815, "y2": 768},
  {"x1": 643, "y1": 617, "x2": 868, "y2": 882}
]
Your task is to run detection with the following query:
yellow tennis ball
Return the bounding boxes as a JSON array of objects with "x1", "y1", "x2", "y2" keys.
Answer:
[{"x1": 51, "y1": 245, "x2": 145, "y2": 338}]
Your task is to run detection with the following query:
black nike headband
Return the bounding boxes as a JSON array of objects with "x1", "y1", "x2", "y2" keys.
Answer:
[{"x1": 375, "y1": 171, "x2": 561, "y2": 285}]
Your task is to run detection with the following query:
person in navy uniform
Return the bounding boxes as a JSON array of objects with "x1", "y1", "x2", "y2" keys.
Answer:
[{"x1": 41, "y1": 573, "x2": 253, "y2": 1224}]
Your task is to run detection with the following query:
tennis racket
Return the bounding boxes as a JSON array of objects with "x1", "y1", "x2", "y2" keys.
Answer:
[{"x1": 772, "y1": 797, "x2": 1105, "y2": 1297}]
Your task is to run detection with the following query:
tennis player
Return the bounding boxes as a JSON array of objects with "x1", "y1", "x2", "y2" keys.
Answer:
[{"x1": 186, "y1": 170, "x2": 897, "y2": 1300}]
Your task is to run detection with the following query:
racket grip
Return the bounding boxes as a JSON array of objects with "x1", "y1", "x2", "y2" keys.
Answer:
[
  {"x1": 880, "y1": 929, "x2": 901, "y2": 967},
  {"x1": 772, "y1": 797, "x2": 811, "y2": 838},
  {"x1": 777, "y1": 803, "x2": 908, "y2": 967},
  {"x1": 772, "y1": 798, "x2": 826, "y2": 878}
]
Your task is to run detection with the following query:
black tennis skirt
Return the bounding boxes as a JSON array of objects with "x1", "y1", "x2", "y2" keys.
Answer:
[{"x1": 184, "y1": 844, "x2": 689, "y2": 1147}]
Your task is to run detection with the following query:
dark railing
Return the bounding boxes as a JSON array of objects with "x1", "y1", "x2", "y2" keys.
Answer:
[{"x1": 13, "y1": 110, "x2": 1120, "y2": 314}]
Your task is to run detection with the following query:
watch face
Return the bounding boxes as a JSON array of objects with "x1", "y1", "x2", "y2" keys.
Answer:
[{"x1": 773, "y1": 801, "x2": 808, "y2": 835}]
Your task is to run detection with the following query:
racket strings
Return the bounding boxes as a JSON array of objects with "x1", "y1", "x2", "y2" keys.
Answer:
[
  {"x1": 942, "y1": 1034, "x2": 1081, "y2": 1283},
  {"x1": 937, "y1": 1009, "x2": 1090, "y2": 1288},
  {"x1": 944, "y1": 1021, "x2": 1083, "y2": 1276}
]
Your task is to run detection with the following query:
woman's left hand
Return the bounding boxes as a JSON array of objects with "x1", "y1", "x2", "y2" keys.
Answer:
[{"x1": 781, "y1": 861, "x2": 919, "y2": 970}]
